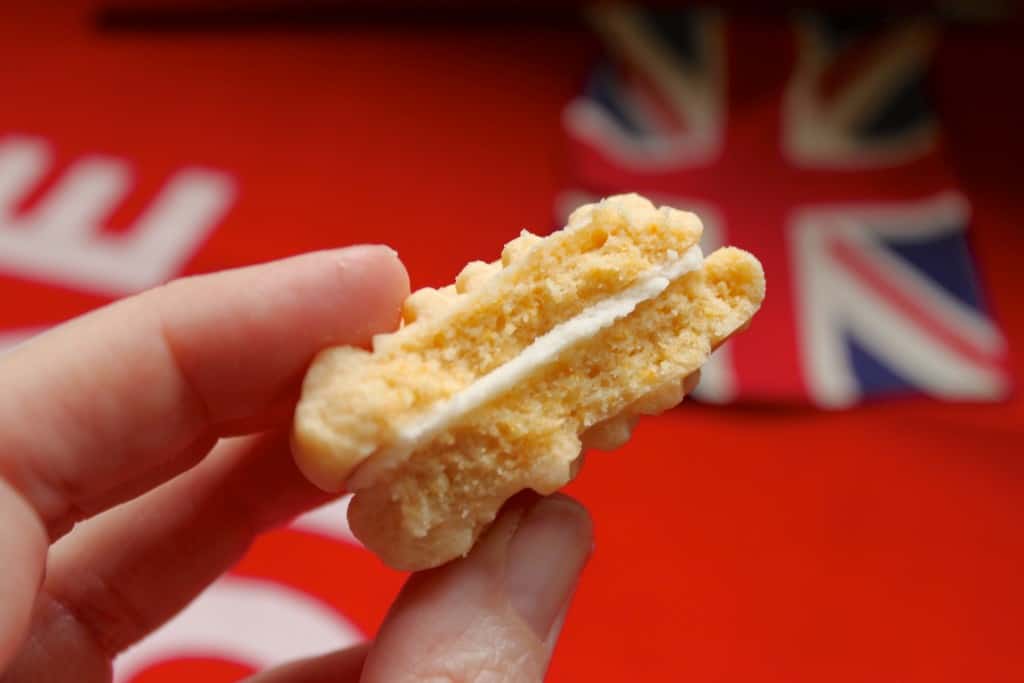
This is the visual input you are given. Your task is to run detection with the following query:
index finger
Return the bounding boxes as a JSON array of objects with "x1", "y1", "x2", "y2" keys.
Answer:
[{"x1": 0, "y1": 245, "x2": 409, "y2": 536}]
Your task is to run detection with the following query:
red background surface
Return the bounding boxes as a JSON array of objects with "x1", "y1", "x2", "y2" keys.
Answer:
[{"x1": 2, "y1": 3, "x2": 1023, "y2": 680}]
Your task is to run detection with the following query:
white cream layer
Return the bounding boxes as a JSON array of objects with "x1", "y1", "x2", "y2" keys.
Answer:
[{"x1": 348, "y1": 244, "x2": 704, "y2": 490}]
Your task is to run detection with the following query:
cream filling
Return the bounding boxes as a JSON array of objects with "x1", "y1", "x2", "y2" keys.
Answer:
[{"x1": 348, "y1": 244, "x2": 704, "y2": 490}]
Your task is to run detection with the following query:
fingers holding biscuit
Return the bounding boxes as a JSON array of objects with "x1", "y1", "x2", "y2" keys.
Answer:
[
  {"x1": 0, "y1": 245, "x2": 409, "y2": 539},
  {"x1": 238, "y1": 494, "x2": 592, "y2": 683}
]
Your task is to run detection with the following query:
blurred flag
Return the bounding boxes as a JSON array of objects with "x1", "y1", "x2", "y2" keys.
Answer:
[{"x1": 563, "y1": 7, "x2": 1010, "y2": 406}]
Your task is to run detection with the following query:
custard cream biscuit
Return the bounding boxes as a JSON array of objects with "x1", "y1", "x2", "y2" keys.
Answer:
[{"x1": 293, "y1": 194, "x2": 765, "y2": 570}]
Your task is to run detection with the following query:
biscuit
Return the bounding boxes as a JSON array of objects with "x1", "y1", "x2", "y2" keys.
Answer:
[{"x1": 293, "y1": 194, "x2": 765, "y2": 570}]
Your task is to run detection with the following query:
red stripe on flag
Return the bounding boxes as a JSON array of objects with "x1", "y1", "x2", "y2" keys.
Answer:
[{"x1": 828, "y1": 236, "x2": 1004, "y2": 372}]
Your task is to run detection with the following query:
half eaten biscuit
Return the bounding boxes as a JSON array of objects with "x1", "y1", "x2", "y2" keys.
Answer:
[{"x1": 292, "y1": 194, "x2": 765, "y2": 570}]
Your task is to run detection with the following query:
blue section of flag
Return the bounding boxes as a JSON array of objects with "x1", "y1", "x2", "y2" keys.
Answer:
[
  {"x1": 855, "y1": 67, "x2": 932, "y2": 141},
  {"x1": 810, "y1": 13, "x2": 886, "y2": 53},
  {"x1": 846, "y1": 334, "x2": 916, "y2": 397},
  {"x1": 586, "y1": 63, "x2": 643, "y2": 136},
  {"x1": 637, "y1": 10, "x2": 704, "y2": 69},
  {"x1": 803, "y1": 12, "x2": 934, "y2": 144},
  {"x1": 879, "y1": 228, "x2": 985, "y2": 311}
]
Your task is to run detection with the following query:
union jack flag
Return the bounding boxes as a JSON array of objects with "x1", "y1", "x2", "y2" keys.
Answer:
[{"x1": 563, "y1": 7, "x2": 1009, "y2": 406}]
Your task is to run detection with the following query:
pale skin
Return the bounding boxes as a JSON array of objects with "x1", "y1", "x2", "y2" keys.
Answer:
[{"x1": 0, "y1": 245, "x2": 595, "y2": 682}]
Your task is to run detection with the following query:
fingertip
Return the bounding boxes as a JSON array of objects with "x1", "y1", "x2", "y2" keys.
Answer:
[
  {"x1": 337, "y1": 244, "x2": 410, "y2": 304},
  {"x1": 543, "y1": 492, "x2": 592, "y2": 522},
  {"x1": 322, "y1": 245, "x2": 410, "y2": 345},
  {"x1": 528, "y1": 493, "x2": 595, "y2": 552}
]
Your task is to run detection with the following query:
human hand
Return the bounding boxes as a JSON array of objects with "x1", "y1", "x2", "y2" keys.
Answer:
[{"x1": 0, "y1": 246, "x2": 593, "y2": 682}]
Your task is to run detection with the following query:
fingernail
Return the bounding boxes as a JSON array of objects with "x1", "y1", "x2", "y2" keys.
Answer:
[
  {"x1": 333, "y1": 244, "x2": 410, "y2": 329},
  {"x1": 504, "y1": 494, "x2": 593, "y2": 640},
  {"x1": 337, "y1": 244, "x2": 400, "y2": 265}
]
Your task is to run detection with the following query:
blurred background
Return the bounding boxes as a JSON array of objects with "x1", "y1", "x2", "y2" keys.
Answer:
[{"x1": 1, "y1": 1, "x2": 1022, "y2": 680}]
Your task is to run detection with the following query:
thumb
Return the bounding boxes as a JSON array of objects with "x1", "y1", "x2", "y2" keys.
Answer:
[{"x1": 361, "y1": 493, "x2": 593, "y2": 683}]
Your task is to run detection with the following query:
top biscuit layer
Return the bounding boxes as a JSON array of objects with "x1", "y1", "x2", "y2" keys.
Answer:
[{"x1": 293, "y1": 194, "x2": 704, "y2": 491}]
